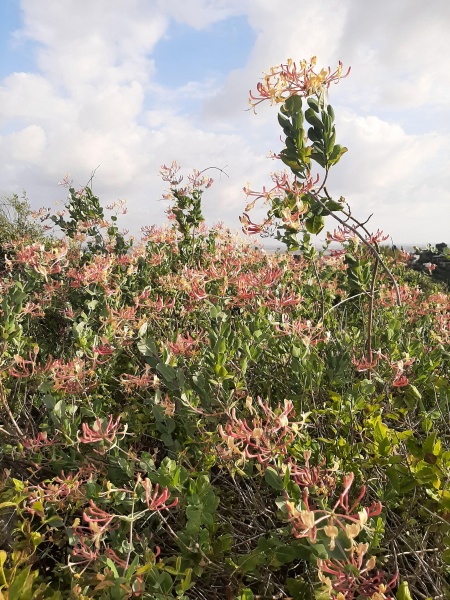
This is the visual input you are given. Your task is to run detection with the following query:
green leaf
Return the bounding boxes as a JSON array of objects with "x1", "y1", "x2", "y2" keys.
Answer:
[
  {"x1": 274, "y1": 545, "x2": 299, "y2": 565},
  {"x1": 396, "y1": 581, "x2": 413, "y2": 600},
  {"x1": 305, "y1": 215, "x2": 325, "y2": 234},
  {"x1": 278, "y1": 113, "x2": 292, "y2": 130},
  {"x1": 8, "y1": 566, "x2": 36, "y2": 600},
  {"x1": 328, "y1": 144, "x2": 348, "y2": 165},
  {"x1": 408, "y1": 384, "x2": 422, "y2": 400},
  {"x1": 307, "y1": 127, "x2": 321, "y2": 142},
  {"x1": 287, "y1": 578, "x2": 314, "y2": 599},
  {"x1": 310, "y1": 150, "x2": 326, "y2": 168},
  {"x1": 185, "y1": 505, "x2": 202, "y2": 531},
  {"x1": 159, "y1": 572, "x2": 173, "y2": 594},
  {"x1": 307, "y1": 97, "x2": 319, "y2": 112},
  {"x1": 325, "y1": 199, "x2": 344, "y2": 212},
  {"x1": 105, "y1": 558, "x2": 120, "y2": 578},
  {"x1": 156, "y1": 362, "x2": 177, "y2": 382},
  {"x1": 386, "y1": 467, "x2": 401, "y2": 494},
  {"x1": 44, "y1": 515, "x2": 64, "y2": 528},
  {"x1": 422, "y1": 432, "x2": 438, "y2": 455},
  {"x1": 53, "y1": 399, "x2": 67, "y2": 423},
  {"x1": 305, "y1": 108, "x2": 323, "y2": 130},
  {"x1": 285, "y1": 94, "x2": 302, "y2": 114},
  {"x1": 137, "y1": 336, "x2": 158, "y2": 356},
  {"x1": 238, "y1": 589, "x2": 254, "y2": 600},
  {"x1": 264, "y1": 467, "x2": 284, "y2": 491}
]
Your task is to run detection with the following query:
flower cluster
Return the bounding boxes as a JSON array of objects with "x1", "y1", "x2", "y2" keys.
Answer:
[
  {"x1": 285, "y1": 473, "x2": 397, "y2": 598},
  {"x1": 160, "y1": 160, "x2": 214, "y2": 199},
  {"x1": 249, "y1": 57, "x2": 350, "y2": 109},
  {"x1": 218, "y1": 398, "x2": 301, "y2": 465},
  {"x1": 352, "y1": 351, "x2": 415, "y2": 387},
  {"x1": 289, "y1": 451, "x2": 337, "y2": 497},
  {"x1": 68, "y1": 477, "x2": 177, "y2": 578},
  {"x1": 78, "y1": 415, "x2": 128, "y2": 453},
  {"x1": 318, "y1": 543, "x2": 398, "y2": 599},
  {"x1": 241, "y1": 171, "x2": 320, "y2": 235},
  {"x1": 285, "y1": 473, "x2": 381, "y2": 549}
]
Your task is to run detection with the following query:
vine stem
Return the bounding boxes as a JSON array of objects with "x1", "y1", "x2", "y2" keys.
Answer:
[
  {"x1": 0, "y1": 378, "x2": 25, "y2": 440},
  {"x1": 366, "y1": 256, "x2": 379, "y2": 379},
  {"x1": 317, "y1": 189, "x2": 401, "y2": 306},
  {"x1": 322, "y1": 289, "x2": 379, "y2": 317},
  {"x1": 124, "y1": 494, "x2": 136, "y2": 571},
  {"x1": 311, "y1": 256, "x2": 325, "y2": 322}
]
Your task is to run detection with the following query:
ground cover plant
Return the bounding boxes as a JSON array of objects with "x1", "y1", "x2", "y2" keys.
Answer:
[{"x1": 0, "y1": 58, "x2": 449, "y2": 599}]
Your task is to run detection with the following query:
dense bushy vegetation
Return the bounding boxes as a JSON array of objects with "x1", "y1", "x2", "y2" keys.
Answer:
[{"x1": 0, "y1": 59, "x2": 449, "y2": 599}]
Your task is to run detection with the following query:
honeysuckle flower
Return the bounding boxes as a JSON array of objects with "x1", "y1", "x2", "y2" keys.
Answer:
[
  {"x1": 316, "y1": 537, "x2": 398, "y2": 599},
  {"x1": 358, "y1": 509, "x2": 369, "y2": 526},
  {"x1": 239, "y1": 212, "x2": 273, "y2": 235},
  {"x1": 324, "y1": 524, "x2": 339, "y2": 550},
  {"x1": 286, "y1": 471, "x2": 382, "y2": 553},
  {"x1": 219, "y1": 398, "x2": 301, "y2": 466},
  {"x1": 138, "y1": 477, "x2": 178, "y2": 511},
  {"x1": 167, "y1": 332, "x2": 200, "y2": 356},
  {"x1": 249, "y1": 57, "x2": 350, "y2": 109},
  {"x1": 78, "y1": 415, "x2": 127, "y2": 452},
  {"x1": 345, "y1": 522, "x2": 362, "y2": 540}
]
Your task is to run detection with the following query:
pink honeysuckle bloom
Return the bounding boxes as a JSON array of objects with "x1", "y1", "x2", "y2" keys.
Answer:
[
  {"x1": 239, "y1": 213, "x2": 273, "y2": 236},
  {"x1": 93, "y1": 344, "x2": 114, "y2": 356},
  {"x1": 265, "y1": 290, "x2": 303, "y2": 309},
  {"x1": 187, "y1": 281, "x2": 208, "y2": 301},
  {"x1": 83, "y1": 499, "x2": 117, "y2": 531},
  {"x1": 327, "y1": 226, "x2": 355, "y2": 244},
  {"x1": 367, "y1": 229, "x2": 390, "y2": 244},
  {"x1": 120, "y1": 366, "x2": 159, "y2": 393},
  {"x1": 286, "y1": 471, "x2": 382, "y2": 551},
  {"x1": 352, "y1": 353, "x2": 380, "y2": 373},
  {"x1": 22, "y1": 431, "x2": 58, "y2": 452},
  {"x1": 78, "y1": 415, "x2": 126, "y2": 449},
  {"x1": 249, "y1": 57, "x2": 350, "y2": 109},
  {"x1": 392, "y1": 374, "x2": 409, "y2": 388},
  {"x1": 71, "y1": 537, "x2": 99, "y2": 566},
  {"x1": 318, "y1": 543, "x2": 398, "y2": 600},
  {"x1": 289, "y1": 451, "x2": 336, "y2": 496},
  {"x1": 167, "y1": 333, "x2": 200, "y2": 357},
  {"x1": 138, "y1": 477, "x2": 178, "y2": 512},
  {"x1": 219, "y1": 398, "x2": 300, "y2": 465}
]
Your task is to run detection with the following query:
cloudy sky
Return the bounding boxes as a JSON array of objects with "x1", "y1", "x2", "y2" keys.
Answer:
[{"x1": 1, "y1": 0, "x2": 449, "y2": 246}]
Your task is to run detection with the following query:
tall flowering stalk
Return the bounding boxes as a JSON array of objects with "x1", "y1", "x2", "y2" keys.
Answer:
[{"x1": 243, "y1": 57, "x2": 400, "y2": 376}]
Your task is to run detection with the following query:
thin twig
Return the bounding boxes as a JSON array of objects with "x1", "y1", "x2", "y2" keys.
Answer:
[
  {"x1": 311, "y1": 256, "x2": 325, "y2": 322},
  {"x1": 319, "y1": 188, "x2": 401, "y2": 306},
  {"x1": 366, "y1": 255, "x2": 379, "y2": 378},
  {"x1": 323, "y1": 290, "x2": 376, "y2": 317},
  {"x1": 0, "y1": 379, "x2": 24, "y2": 440}
]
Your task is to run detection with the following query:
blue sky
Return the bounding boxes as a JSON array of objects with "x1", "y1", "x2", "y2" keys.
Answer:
[
  {"x1": 153, "y1": 16, "x2": 255, "y2": 88},
  {"x1": 1, "y1": 0, "x2": 450, "y2": 245},
  {"x1": 0, "y1": 0, "x2": 35, "y2": 77}
]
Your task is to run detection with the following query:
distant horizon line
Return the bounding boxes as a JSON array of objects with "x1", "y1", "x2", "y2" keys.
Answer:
[{"x1": 260, "y1": 241, "x2": 449, "y2": 252}]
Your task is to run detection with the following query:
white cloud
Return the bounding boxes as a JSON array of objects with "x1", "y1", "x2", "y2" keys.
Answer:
[
  {"x1": 0, "y1": 73, "x2": 68, "y2": 125},
  {"x1": 0, "y1": 0, "x2": 449, "y2": 244},
  {"x1": 334, "y1": 112, "x2": 443, "y2": 192},
  {"x1": 338, "y1": 0, "x2": 450, "y2": 110},
  {"x1": 8, "y1": 125, "x2": 47, "y2": 163}
]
